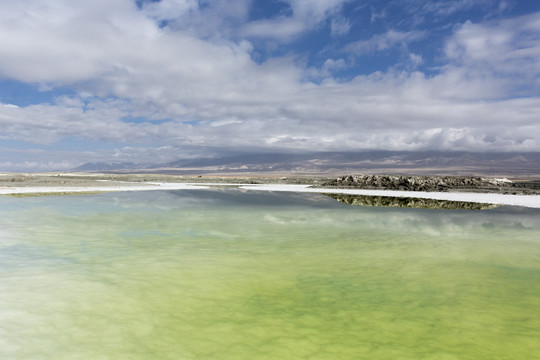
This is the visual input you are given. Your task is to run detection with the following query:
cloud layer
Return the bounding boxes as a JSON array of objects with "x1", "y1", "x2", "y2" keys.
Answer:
[{"x1": 0, "y1": 0, "x2": 539, "y2": 169}]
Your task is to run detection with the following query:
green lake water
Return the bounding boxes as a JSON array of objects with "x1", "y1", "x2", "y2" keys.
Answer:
[{"x1": 1, "y1": 189, "x2": 539, "y2": 359}]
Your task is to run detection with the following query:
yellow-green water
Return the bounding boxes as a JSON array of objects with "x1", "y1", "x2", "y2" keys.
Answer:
[{"x1": 1, "y1": 189, "x2": 539, "y2": 359}]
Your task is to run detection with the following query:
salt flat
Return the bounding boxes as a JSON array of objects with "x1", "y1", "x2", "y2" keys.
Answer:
[{"x1": 238, "y1": 184, "x2": 540, "y2": 209}]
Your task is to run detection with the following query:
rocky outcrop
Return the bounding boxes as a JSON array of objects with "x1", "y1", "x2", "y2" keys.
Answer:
[
  {"x1": 322, "y1": 175, "x2": 513, "y2": 193},
  {"x1": 326, "y1": 194, "x2": 499, "y2": 210}
]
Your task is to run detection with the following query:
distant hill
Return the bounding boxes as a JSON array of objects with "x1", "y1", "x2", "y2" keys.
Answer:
[
  {"x1": 72, "y1": 151, "x2": 540, "y2": 177},
  {"x1": 73, "y1": 162, "x2": 141, "y2": 171}
]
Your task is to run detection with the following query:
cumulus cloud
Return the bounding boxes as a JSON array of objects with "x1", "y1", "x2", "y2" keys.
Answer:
[
  {"x1": 0, "y1": 98, "x2": 134, "y2": 144},
  {"x1": 3, "y1": 68, "x2": 540, "y2": 155},
  {"x1": 444, "y1": 12, "x2": 540, "y2": 94},
  {"x1": 0, "y1": 0, "x2": 159, "y2": 83}
]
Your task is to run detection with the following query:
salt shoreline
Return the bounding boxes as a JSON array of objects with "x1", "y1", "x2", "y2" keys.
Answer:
[
  {"x1": 239, "y1": 184, "x2": 540, "y2": 208},
  {"x1": 1, "y1": 182, "x2": 540, "y2": 208}
]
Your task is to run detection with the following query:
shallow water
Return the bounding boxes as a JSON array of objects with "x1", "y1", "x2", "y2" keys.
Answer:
[{"x1": 1, "y1": 189, "x2": 539, "y2": 359}]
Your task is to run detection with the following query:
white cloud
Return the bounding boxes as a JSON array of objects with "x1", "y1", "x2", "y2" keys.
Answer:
[
  {"x1": 400, "y1": 0, "x2": 497, "y2": 24},
  {"x1": 0, "y1": 0, "x2": 159, "y2": 83},
  {"x1": 0, "y1": 98, "x2": 133, "y2": 143},
  {"x1": 1, "y1": 0, "x2": 540, "y2": 168},
  {"x1": 419, "y1": 0, "x2": 476, "y2": 17},
  {"x1": 438, "y1": 12, "x2": 540, "y2": 101},
  {"x1": 4, "y1": 65, "x2": 540, "y2": 154},
  {"x1": 0, "y1": 160, "x2": 79, "y2": 172},
  {"x1": 161, "y1": 0, "x2": 251, "y2": 39},
  {"x1": 344, "y1": 30, "x2": 425, "y2": 55},
  {"x1": 331, "y1": 16, "x2": 351, "y2": 36},
  {"x1": 409, "y1": 53, "x2": 423, "y2": 67},
  {"x1": 370, "y1": 8, "x2": 386, "y2": 24},
  {"x1": 141, "y1": 0, "x2": 197, "y2": 21},
  {"x1": 323, "y1": 58, "x2": 347, "y2": 72},
  {"x1": 445, "y1": 13, "x2": 540, "y2": 83},
  {"x1": 242, "y1": 17, "x2": 306, "y2": 40},
  {"x1": 242, "y1": 0, "x2": 351, "y2": 40},
  {"x1": 287, "y1": 0, "x2": 349, "y2": 24}
]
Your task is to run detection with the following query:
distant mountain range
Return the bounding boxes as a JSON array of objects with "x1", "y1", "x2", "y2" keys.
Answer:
[{"x1": 72, "y1": 151, "x2": 540, "y2": 177}]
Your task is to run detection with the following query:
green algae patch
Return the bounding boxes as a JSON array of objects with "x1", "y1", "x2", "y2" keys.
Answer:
[{"x1": 1, "y1": 190, "x2": 539, "y2": 359}]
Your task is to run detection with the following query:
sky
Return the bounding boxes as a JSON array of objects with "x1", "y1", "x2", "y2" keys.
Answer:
[{"x1": 1, "y1": 0, "x2": 540, "y2": 171}]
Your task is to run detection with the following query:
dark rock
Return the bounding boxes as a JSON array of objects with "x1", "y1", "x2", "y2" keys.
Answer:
[{"x1": 321, "y1": 175, "x2": 514, "y2": 193}]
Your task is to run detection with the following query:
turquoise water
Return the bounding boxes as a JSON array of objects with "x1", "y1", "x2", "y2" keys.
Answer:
[{"x1": 1, "y1": 189, "x2": 539, "y2": 359}]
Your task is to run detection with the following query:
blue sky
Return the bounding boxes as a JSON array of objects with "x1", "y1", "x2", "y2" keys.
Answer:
[{"x1": 1, "y1": 0, "x2": 540, "y2": 171}]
